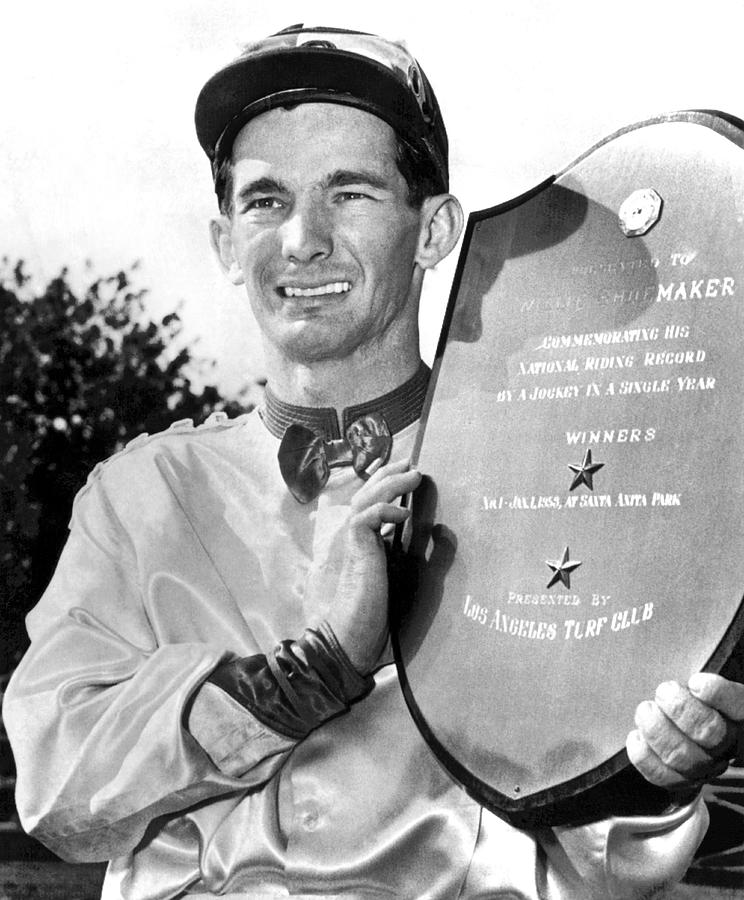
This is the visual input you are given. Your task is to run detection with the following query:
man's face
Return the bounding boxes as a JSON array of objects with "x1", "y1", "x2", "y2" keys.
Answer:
[{"x1": 216, "y1": 104, "x2": 426, "y2": 364}]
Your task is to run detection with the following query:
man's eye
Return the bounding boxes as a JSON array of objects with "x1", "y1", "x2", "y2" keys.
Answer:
[
  {"x1": 335, "y1": 191, "x2": 371, "y2": 202},
  {"x1": 246, "y1": 197, "x2": 284, "y2": 210}
]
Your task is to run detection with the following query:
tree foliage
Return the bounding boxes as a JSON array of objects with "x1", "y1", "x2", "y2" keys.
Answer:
[{"x1": 0, "y1": 260, "x2": 250, "y2": 671}]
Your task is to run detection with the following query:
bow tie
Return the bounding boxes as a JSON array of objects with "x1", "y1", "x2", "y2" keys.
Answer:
[{"x1": 278, "y1": 412, "x2": 392, "y2": 503}]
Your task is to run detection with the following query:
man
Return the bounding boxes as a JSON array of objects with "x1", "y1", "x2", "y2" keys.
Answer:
[{"x1": 4, "y1": 24, "x2": 743, "y2": 900}]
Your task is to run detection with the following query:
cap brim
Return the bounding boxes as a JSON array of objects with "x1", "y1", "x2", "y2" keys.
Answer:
[{"x1": 195, "y1": 48, "x2": 433, "y2": 164}]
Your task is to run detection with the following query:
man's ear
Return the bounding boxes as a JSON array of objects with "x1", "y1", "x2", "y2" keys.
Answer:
[
  {"x1": 209, "y1": 216, "x2": 244, "y2": 285},
  {"x1": 415, "y1": 194, "x2": 464, "y2": 270}
]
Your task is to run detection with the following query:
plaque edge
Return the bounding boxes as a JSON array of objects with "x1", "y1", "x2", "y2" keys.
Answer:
[{"x1": 391, "y1": 594, "x2": 744, "y2": 827}]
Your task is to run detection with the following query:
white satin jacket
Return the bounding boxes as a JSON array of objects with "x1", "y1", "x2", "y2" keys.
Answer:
[{"x1": 3, "y1": 410, "x2": 707, "y2": 899}]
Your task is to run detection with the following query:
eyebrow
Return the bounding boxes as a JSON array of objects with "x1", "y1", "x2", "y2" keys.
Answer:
[
  {"x1": 322, "y1": 169, "x2": 390, "y2": 191},
  {"x1": 235, "y1": 176, "x2": 290, "y2": 206},
  {"x1": 234, "y1": 169, "x2": 390, "y2": 207}
]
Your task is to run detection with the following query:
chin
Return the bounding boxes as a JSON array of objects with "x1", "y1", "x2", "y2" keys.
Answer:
[
  {"x1": 282, "y1": 342, "x2": 357, "y2": 365},
  {"x1": 275, "y1": 335, "x2": 341, "y2": 363},
  {"x1": 275, "y1": 324, "x2": 360, "y2": 364}
]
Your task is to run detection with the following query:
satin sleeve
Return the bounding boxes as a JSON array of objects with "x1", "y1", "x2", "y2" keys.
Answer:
[
  {"x1": 1, "y1": 473, "x2": 294, "y2": 864},
  {"x1": 187, "y1": 622, "x2": 374, "y2": 774},
  {"x1": 537, "y1": 795, "x2": 708, "y2": 898}
]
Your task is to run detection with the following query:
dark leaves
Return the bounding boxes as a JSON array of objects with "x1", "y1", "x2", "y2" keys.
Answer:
[{"x1": 0, "y1": 260, "x2": 253, "y2": 671}]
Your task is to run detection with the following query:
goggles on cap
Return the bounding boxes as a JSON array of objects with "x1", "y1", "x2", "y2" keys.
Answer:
[{"x1": 195, "y1": 24, "x2": 449, "y2": 198}]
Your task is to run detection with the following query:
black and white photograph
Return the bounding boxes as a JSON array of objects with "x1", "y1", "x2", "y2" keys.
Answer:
[{"x1": 1, "y1": 2, "x2": 743, "y2": 897}]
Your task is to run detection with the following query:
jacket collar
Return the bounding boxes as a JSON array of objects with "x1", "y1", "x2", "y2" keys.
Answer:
[{"x1": 260, "y1": 362, "x2": 430, "y2": 440}]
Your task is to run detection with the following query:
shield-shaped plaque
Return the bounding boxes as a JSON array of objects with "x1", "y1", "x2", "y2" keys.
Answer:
[{"x1": 392, "y1": 110, "x2": 744, "y2": 827}]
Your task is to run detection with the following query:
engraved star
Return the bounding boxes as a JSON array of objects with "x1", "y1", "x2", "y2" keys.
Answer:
[
  {"x1": 568, "y1": 448, "x2": 605, "y2": 491},
  {"x1": 545, "y1": 546, "x2": 582, "y2": 589}
]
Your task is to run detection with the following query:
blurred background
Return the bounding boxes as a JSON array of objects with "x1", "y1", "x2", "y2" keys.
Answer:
[{"x1": 1, "y1": 0, "x2": 743, "y2": 895}]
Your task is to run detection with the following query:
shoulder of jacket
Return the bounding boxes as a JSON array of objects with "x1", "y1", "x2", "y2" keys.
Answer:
[{"x1": 75, "y1": 410, "x2": 255, "y2": 503}]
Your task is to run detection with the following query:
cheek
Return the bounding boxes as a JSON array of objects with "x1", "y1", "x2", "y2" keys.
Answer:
[
  {"x1": 362, "y1": 221, "x2": 421, "y2": 286},
  {"x1": 234, "y1": 232, "x2": 280, "y2": 289}
]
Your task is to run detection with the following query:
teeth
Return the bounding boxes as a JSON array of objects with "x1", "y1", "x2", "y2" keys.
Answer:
[{"x1": 283, "y1": 281, "x2": 351, "y2": 298}]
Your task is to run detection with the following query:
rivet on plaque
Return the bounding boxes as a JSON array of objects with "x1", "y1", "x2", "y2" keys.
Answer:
[{"x1": 618, "y1": 188, "x2": 663, "y2": 237}]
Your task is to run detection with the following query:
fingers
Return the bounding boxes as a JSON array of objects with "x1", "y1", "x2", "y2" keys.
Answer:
[
  {"x1": 654, "y1": 680, "x2": 736, "y2": 753},
  {"x1": 626, "y1": 729, "x2": 686, "y2": 789},
  {"x1": 350, "y1": 460, "x2": 421, "y2": 513},
  {"x1": 633, "y1": 698, "x2": 717, "y2": 778},
  {"x1": 362, "y1": 457, "x2": 415, "y2": 487},
  {"x1": 345, "y1": 460, "x2": 421, "y2": 536},
  {"x1": 627, "y1": 678, "x2": 740, "y2": 790},
  {"x1": 625, "y1": 729, "x2": 727, "y2": 790},
  {"x1": 687, "y1": 672, "x2": 744, "y2": 722},
  {"x1": 351, "y1": 502, "x2": 412, "y2": 532}
]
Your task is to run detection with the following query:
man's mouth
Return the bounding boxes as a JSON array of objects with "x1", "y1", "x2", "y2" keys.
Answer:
[{"x1": 279, "y1": 281, "x2": 351, "y2": 298}]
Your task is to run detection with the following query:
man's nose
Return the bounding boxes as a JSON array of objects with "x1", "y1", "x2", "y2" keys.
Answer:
[{"x1": 279, "y1": 199, "x2": 333, "y2": 263}]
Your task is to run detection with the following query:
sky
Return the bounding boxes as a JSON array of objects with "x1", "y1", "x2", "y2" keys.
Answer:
[{"x1": 2, "y1": 0, "x2": 743, "y2": 397}]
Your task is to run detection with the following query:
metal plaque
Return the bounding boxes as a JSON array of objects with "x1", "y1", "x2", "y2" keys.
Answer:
[{"x1": 392, "y1": 111, "x2": 744, "y2": 827}]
